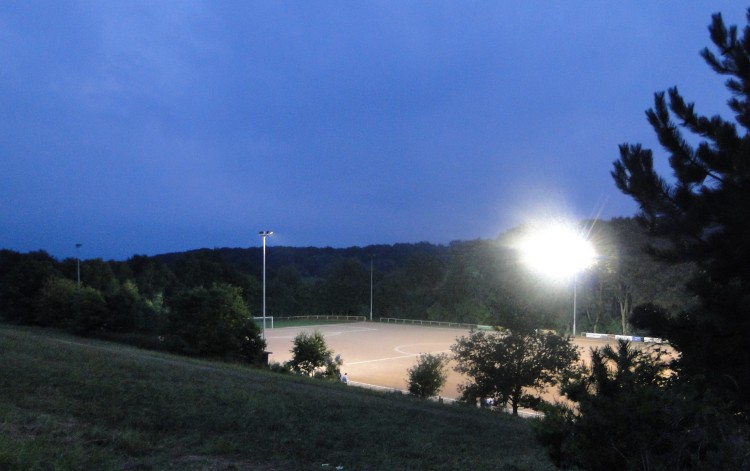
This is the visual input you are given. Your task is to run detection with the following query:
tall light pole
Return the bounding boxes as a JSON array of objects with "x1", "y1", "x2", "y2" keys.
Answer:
[
  {"x1": 369, "y1": 254, "x2": 374, "y2": 321},
  {"x1": 75, "y1": 243, "x2": 82, "y2": 288},
  {"x1": 573, "y1": 274, "x2": 578, "y2": 337},
  {"x1": 259, "y1": 231, "x2": 273, "y2": 339},
  {"x1": 519, "y1": 222, "x2": 596, "y2": 337}
]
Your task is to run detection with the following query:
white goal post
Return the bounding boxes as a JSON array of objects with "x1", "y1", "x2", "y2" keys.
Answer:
[{"x1": 253, "y1": 316, "x2": 274, "y2": 329}]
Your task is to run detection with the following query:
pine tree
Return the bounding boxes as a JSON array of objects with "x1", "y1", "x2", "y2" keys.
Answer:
[{"x1": 612, "y1": 10, "x2": 750, "y2": 411}]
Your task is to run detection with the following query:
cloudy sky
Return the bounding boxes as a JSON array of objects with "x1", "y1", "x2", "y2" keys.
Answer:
[{"x1": 1, "y1": 1, "x2": 746, "y2": 260}]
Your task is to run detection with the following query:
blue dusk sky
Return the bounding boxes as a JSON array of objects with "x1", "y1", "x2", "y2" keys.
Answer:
[{"x1": 1, "y1": 1, "x2": 747, "y2": 260}]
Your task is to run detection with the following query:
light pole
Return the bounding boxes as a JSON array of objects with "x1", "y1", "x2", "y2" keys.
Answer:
[
  {"x1": 75, "y1": 243, "x2": 82, "y2": 288},
  {"x1": 369, "y1": 254, "x2": 374, "y2": 321},
  {"x1": 519, "y1": 222, "x2": 596, "y2": 337},
  {"x1": 259, "y1": 231, "x2": 273, "y2": 340},
  {"x1": 573, "y1": 273, "x2": 578, "y2": 337}
]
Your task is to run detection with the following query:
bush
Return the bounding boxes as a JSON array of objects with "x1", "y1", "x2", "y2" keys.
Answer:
[
  {"x1": 164, "y1": 284, "x2": 266, "y2": 362},
  {"x1": 70, "y1": 287, "x2": 109, "y2": 335},
  {"x1": 407, "y1": 353, "x2": 449, "y2": 399},
  {"x1": 286, "y1": 330, "x2": 342, "y2": 379},
  {"x1": 33, "y1": 277, "x2": 77, "y2": 327},
  {"x1": 535, "y1": 340, "x2": 750, "y2": 469}
]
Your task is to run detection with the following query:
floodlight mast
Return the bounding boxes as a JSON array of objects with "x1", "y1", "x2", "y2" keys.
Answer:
[
  {"x1": 573, "y1": 274, "x2": 578, "y2": 337},
  {"x1": 75, "y1": 243, "x2": 82, "y2": 288},
  {"x1": 570, "y1": 239, "x2": 595, "y2": 337},
  {"x1": 369, "y1": 254, "x2": 374, "y2": 321},
  {"x1": 259, "y1": 231, "x2": 273, "y2": 339},
  {"x1": 519, "y1": 223, "x2": 595, "y2": 337}
]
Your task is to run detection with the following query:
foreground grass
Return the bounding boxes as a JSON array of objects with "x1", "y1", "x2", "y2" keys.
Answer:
[{"x1": 0, "y1": 325, "x2": 555, "y2": 470}]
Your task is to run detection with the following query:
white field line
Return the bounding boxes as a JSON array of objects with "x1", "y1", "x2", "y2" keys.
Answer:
[
  {"x1": 348, "y1": 344, "x2": 452, "y2": 365},
  {"x1": 346, "y1": 352, "x2": 453, "y2": 366},
  {"x1": 322, "y1": 328, "x2": 379, "y2": 337},
  {"x1": 265, "y1": 327, "x2": 378, "y2": 340},
  {"x1": 393, "y1": 345, "x2": 452, "y2": 356},
  {"x1": 346, "y1": 354, "x2": 419, "y2": 365}
]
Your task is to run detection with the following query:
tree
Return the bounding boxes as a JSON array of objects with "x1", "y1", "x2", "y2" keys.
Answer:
[
  {"x1": 126, "y1": 255, "x2": 179, "y2": 299},
  {"x1": 0, "y1": 250, "x2": 60, "y2": 323},
  {"x1": 611, "y1": 10, "x2": 750, "y2": 410},
  {"x1": 431, "y1": 241, "x2": 499, "y2": 325},
  {"x1": 69, "y1": 286, "x2": 109, "y2": 336},
  {"x1": 104, "y1": 280, "x2": 142, "y2": 332},
  {"x1": 267, "y1": 265, "x2": 311, "y2": 317},
  {"x1": 286, "y1": 330, "x2": 341, "y2": 378},
  {"x1": 536, "y1": 341, "x2": 747, "y2": 469},
  {"x1": 165, "y1": 284, "x2": 265, "y2": 361},
  {"x1": 451, "y1": 329, "x2": 578, "y2": 415},
  {"x1": 33, "y1": 276, "x2": 77, "y2": 327},
  {"x1": 548, "y1": 218, "x2": 698, "y2": 336},
  {"x1": 316, "y1": 258, "x2": 369, "y2": 315},
  {"x1": 78, "y1": 258, "x2": 118, "y2": 293},
  {"x1": 407, "y1": 353, "x2": 449, "y2": 399},
  {"x1": 383, "y1": 253, "x2": 447, "y2": 320},
  {"x1": 320, "y1": 352, "x2": 344, "y2": 381}
]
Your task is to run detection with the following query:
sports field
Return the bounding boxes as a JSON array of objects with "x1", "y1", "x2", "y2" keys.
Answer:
[{"x1": 264, "y1": 321, "x2": 615, "y2": 402}]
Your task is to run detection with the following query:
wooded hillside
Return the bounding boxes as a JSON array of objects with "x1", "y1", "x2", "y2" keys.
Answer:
[{"x1": 1, "y1": 218, "x2": 694, "y2": 343}]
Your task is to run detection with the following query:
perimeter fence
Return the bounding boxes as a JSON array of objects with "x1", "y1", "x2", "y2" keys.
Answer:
[
  {"x1": 274, "y1": 315, "x2": 367, "y2": 323},
  {"x1": 378, "y1": 317, "x2": 494, "y2": 330}
]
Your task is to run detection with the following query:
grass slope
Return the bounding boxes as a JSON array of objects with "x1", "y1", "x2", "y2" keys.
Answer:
[{"x1": 0, "y1": 325, "x2": 555, "y2": 471}]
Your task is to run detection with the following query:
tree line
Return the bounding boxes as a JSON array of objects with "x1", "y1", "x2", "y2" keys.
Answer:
[
  {"x1": 0, "y1": 217, "x2": 693, "y2": 349},
  {"x1": 0, "y1": 250, "x2": 266, "y2": 361}
]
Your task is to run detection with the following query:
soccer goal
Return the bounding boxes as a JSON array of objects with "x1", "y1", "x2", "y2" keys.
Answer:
[{"x1": 253, "y1": 316, "x2": 274, "y2": 329}]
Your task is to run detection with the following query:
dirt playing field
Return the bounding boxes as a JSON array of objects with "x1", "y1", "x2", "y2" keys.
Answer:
[{"x1": 264, "y1": 321, "x2": 620, "y2": 402}]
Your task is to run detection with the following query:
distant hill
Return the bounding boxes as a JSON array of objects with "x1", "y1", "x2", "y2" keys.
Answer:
[
  {"x1": 153, "y1": 241, "x2": 454, "y2": 278},
  {"x1": 1, "y1": 217, "x2": 696, "y2": 336}
]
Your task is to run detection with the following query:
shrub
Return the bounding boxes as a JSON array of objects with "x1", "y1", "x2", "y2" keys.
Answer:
[
  {"x1": 164, "y1": 284, "x2": 266, "y2": 361},
  {"x1": 407, "y1": 353, "x2": 449, "y2": 399},
  {"x1": 286, "y1": 330, "x2": 342, "y2": 380},
  {"x1": 535, "y1": 340, "x2": 749, "y2": 469}
]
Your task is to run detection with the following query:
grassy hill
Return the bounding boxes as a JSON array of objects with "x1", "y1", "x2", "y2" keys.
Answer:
[{"x1": 0, "y1": 325, "x2": 555, "y2": 470}]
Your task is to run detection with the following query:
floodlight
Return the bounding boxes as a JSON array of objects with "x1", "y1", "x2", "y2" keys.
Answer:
[
  {"x1": 519, "y1": 222, "x2": 597, "y2": 336},
  {"x1": 519, "y1": 224, "x2": 596, "y2": 279}
]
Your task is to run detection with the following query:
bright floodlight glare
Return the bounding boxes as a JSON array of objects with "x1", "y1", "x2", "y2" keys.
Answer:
[{"x1": 520, "y1": 223, "x2": 596, "y2": 279}]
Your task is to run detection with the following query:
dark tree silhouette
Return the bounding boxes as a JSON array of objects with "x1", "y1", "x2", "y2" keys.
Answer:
[
  {"x1": 452, "y1": 329, "x2": 578, "y2": 415},
  {"x1": 612, "y1": 9, "x2": 750, "y2": 411}
]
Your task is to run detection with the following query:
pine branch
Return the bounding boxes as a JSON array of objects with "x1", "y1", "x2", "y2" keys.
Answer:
[{"x1": 612, "y1": 144, "x2": 680, "y2": 227}]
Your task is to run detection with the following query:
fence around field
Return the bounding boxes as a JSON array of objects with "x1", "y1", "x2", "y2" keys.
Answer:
[
  {"x1": 379, "y1": 317, "x2": 494, "y2": 330},
  {"x1": 258, "y1": 315, "x2": 498, "y2": 330},
  {"x1": 273, "y1": 315, "x2": 367, "y2": 323},
  {"x1": 583, "y1": 332, "x2": 666, "y2": 343}
]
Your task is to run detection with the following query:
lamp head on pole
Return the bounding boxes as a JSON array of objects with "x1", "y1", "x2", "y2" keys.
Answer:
[{"x1": 518, "y1": 222, "x2": 596, "y2": 280}]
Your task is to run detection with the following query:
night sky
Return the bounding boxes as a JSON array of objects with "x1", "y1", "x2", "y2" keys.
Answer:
[{"x1": 2, "y1": 2, "x2": 746, "y2": 260}]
